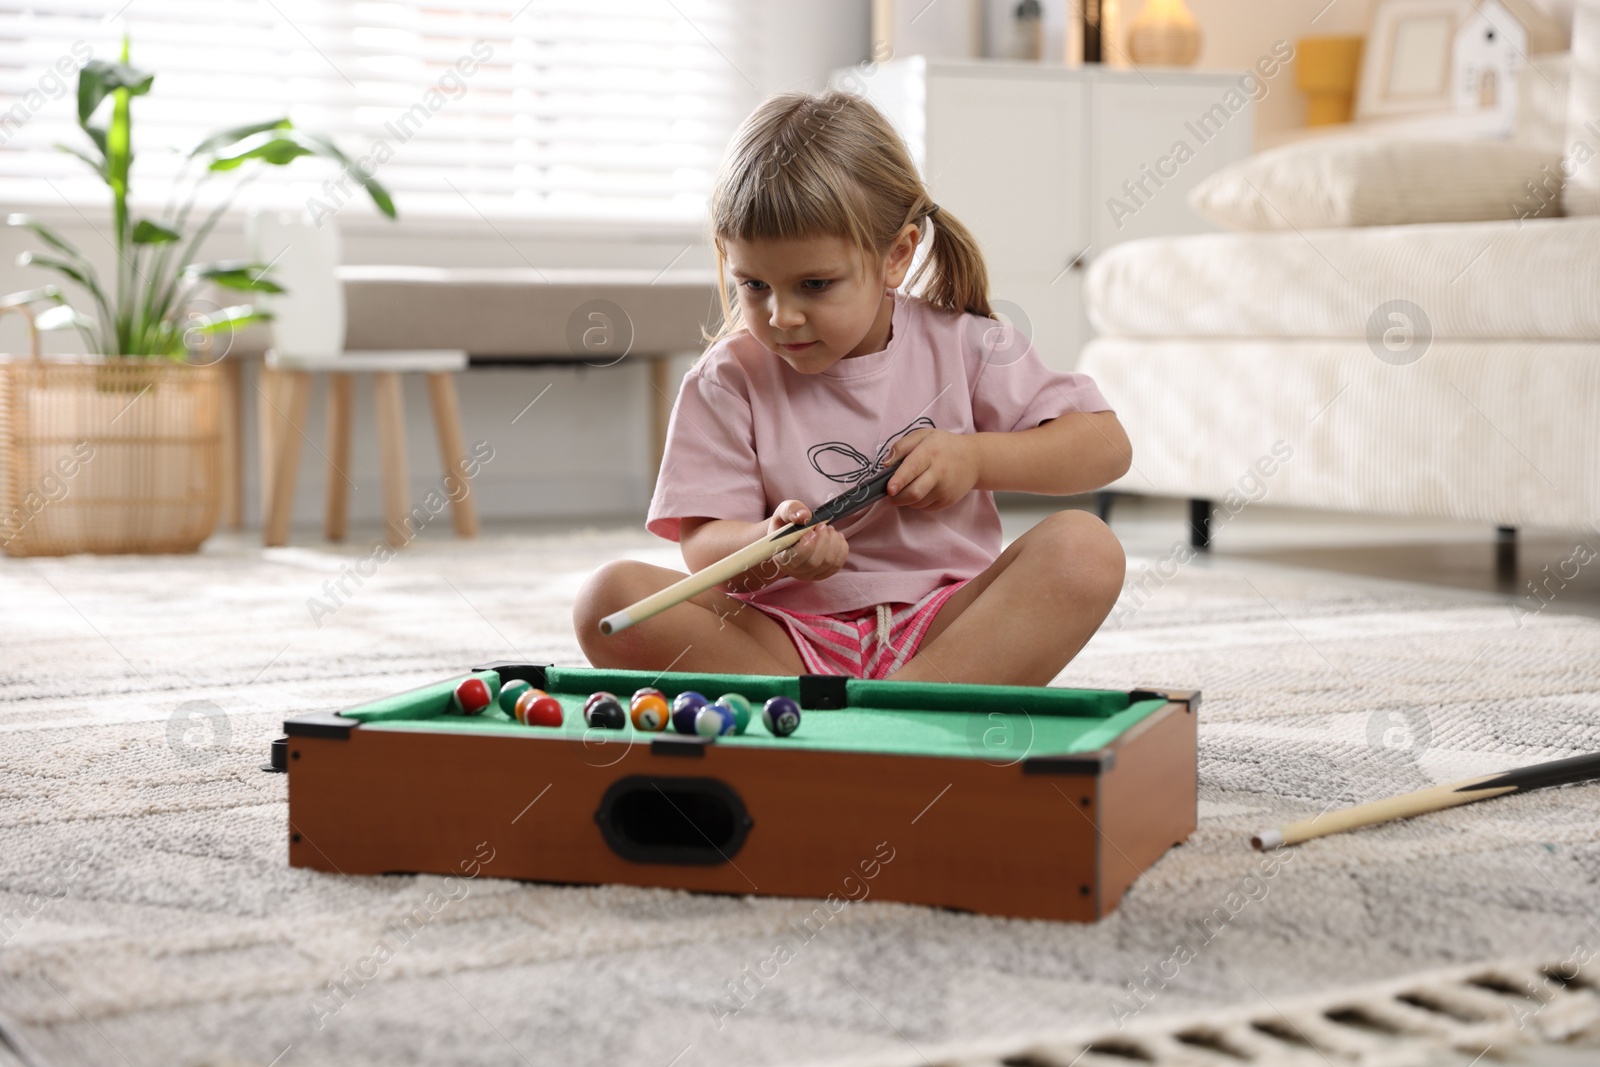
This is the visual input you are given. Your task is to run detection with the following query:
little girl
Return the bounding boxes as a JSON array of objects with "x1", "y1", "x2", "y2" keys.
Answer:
[{"x1": 574, "y1": 90, "x2": 1130, "y2": 686}]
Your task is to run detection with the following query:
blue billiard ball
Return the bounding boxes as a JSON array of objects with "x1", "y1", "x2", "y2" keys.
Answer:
[
  {"x1": 671, "y1": 691, "x2": 708, "y2": 734},
  {"x1": 694, "y1": 703, "x2": 737, "y2": 737},
  {"x1": 761, "y1": 696, "x2": 801, "y2": 738}
]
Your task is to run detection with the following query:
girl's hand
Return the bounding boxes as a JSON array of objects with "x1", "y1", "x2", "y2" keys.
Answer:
[
  {"x1": 767, "y1": 499, "x2": 847, "y2": 582},
  {"x1": 884, "y1": 429, "x2": 980, "y2": 510}
]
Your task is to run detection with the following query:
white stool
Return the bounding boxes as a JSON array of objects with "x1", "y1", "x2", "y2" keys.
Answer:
[{"x1": 249, "y1": 212, "x2": 477, "y2": 548}]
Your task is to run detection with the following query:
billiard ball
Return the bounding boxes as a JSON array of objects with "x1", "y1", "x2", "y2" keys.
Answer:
[
  {"x1": 450, "y1": 676, "x2": 492, "y2": 716},
  {"x1": 632, "y1": 686, "x2": 666, "y2": 706},
  {"x1": 630, "y1": 692, "x2": 669, "y2": 732},
  {"x1": 528, "y1": 695, "x2": 563, "y2": 727},
  {"x1": 694, "y1": 703, "x2": 737, "y2": 737},
  {"x1": 671, "y1": 691, "x2": 708, "y2": 734},
  {"x1": 714, "y1": 693, "x2": 753, "y2": 735},
  {"x1": 762, "y1": 696, "x2": 801, "y2": 737},
  {"x1": 585, "y1": 691, "x2": 619, "y2": 714},
  {"x1": 515, "y1": 689, "x2": 563, "y2": 728},
  {"x1": 499, "y1": 679, "x2": 532, "y2": 716},
  {"x1": 585, "y1": 695, "x2": 627, "y2": 730}
]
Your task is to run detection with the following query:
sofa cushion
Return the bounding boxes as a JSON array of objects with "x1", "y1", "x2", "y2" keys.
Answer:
[
  {"x1": 1086, "y1": 216, "x2": 1600, "y2": 340},
  {"x1": 1076, "y1": 336, "x2": 1600, "y2": 530},
  {"x1": 1187, "y1": 136, "x2": 1564, "y2": 231}
]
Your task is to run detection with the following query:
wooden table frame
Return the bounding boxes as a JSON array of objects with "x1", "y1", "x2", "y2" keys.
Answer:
[{"x1": 281, "y1": 666, "x2": 1199, "y2": 923}]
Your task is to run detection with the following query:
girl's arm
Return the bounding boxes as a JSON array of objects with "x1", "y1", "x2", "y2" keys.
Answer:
[
  {"x1": 680, "y1": 503, "x2": 847, "y2": 593},
  {"x1": 884, "y1": 411, "x2": 1132, "y2": 508},
  {"x1": 973, "y1": 410, "x2": 1132, "y2": 494}
]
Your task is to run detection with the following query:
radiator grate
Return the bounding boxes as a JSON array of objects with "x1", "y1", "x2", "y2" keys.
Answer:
[{"x1": 803, "y1": 957, "x2": 1600, "y2": 1067}]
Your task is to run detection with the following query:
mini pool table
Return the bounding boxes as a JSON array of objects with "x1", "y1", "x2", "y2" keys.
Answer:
[{"x1": 279, "y1": 663, "x2": 1198, "y2": 922}]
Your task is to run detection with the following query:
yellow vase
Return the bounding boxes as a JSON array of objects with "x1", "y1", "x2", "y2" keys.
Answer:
[
  {"x1": 1295, "y1": 36, "x2": 1365, "y2": 125},
  {"x1": 1126, "y1": 0, "x2": 1201, "y2": 67}
]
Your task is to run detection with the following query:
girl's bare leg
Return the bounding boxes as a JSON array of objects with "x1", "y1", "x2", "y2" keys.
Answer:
[{"x1": 886, "y1": 510, "x2": 1124, "y2": 686}]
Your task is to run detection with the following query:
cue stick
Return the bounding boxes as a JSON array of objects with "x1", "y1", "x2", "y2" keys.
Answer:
[
  {"x1": 599, "y1": 464, "x2": 901, "y2": 636},
  {"x1": 1250, "y1": 750, "x2": 1600, "y2": 850}
]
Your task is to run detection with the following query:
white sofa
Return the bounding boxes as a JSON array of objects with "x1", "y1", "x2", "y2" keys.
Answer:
[{"x1": 1079, "y1": 3, "x2": 1600, "y2": 548}]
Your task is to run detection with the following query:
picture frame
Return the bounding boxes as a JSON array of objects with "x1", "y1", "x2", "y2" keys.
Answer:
[{"x1": 1355, "y1": 0, "x2": 1473, "y2": 120}]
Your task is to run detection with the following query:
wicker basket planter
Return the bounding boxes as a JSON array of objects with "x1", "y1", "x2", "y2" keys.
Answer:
[
  {"x1": 0, "y1": 354, "x2": 222, "y2": 557},
  {"x1": 3, "y1": 41, "x2": 396, "y2": 557}
]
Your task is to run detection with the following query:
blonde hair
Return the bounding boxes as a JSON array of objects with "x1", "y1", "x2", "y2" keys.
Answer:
[{"x1": 705, "y1": 89, "x2": 992, "y2": 345}]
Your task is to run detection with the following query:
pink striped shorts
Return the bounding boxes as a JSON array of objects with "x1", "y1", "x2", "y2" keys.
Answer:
[{"x1": 746, "y1": 580, "x2": 969, "y2": 680}]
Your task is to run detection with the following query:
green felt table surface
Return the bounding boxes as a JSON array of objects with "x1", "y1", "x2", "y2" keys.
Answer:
[{"x1": 338, "y1": 668, "x2": 1167, "y2": 761}]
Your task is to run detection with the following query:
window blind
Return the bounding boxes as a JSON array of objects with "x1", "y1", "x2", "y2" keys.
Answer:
[{"x1": 0, "y1": 0, "x2": 756, "y2": 224}]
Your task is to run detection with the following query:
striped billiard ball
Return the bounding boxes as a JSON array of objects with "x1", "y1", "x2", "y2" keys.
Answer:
[
  {"x1": 630, "y1": 692, "x2": 669, "y2": 732},
  {"x1": 694, "y1": 703, "x2": 737, "y2": 737},
  {"x1": 714, "y1": 694, "x2": 753, "y2": 735},
  {"x1": 498, "y1": 679, "x2": 532, "y2": 716},
  {"x1": 671, "y1": 691, "x2": 708, "y2": 734},
  {"x1": 450, "y1": 676, "x2": 492, "y2": 716},
  {"x1": 761, "y1": 696, "x2": 801, "y2": 737}
]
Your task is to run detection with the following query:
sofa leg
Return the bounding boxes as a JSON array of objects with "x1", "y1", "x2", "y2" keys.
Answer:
[
  {"x1": 1189, "y1": 498, "x2": 1213, "y2": 552},
  {"x1": 1496, "y1": 525, "x2": 1518, "y2": 581},
  {"x1": 1095, "y1": 491, "x2": 1116, "y2": 523}
]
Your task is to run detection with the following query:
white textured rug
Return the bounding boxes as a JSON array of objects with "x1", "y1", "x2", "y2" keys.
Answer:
[{"x1": 2, "y1": 526, "x2": 1598, "y2": 1067}]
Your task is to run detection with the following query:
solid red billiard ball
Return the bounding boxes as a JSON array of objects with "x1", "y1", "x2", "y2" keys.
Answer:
[{"x1": 515, "y1": 689, "x2": 563, "y2": 727}]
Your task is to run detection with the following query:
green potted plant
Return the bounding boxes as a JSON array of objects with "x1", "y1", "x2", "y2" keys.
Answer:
[{"x1": 0, "y1": 38, "x2": 394, "y2": 556}]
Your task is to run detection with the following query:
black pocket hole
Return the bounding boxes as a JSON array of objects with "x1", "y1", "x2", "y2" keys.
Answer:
[{"x1": 596, "y1": 776, "x2": 751, "y2": 866}]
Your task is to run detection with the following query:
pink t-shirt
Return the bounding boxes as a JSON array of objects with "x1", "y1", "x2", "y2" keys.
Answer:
[{"x1": 647, "y1": 289, "x2": 1112, "y2": 615}]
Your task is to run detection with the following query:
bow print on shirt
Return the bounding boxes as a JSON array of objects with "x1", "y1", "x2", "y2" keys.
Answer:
[{"x1": 806, "y1": 417, "x2": 935, "y2": 485}]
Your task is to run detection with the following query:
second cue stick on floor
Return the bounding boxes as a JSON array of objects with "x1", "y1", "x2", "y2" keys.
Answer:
[{"x1": 1250, "y1": 750, "x2": 1600, "y2": 849}]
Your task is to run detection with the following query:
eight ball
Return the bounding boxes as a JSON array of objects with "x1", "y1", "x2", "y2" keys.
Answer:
[{"x1": 585, "y1": 695, "x2": 627, "y2": 730}]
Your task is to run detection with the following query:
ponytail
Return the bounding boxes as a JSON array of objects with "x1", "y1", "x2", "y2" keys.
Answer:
[{"x1": 905, "y1": 204, "x2": 992, "y2": 319}]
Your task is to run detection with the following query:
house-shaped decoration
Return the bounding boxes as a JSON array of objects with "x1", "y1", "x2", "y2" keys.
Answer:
[{"x1": 1452, "y1": 0, "x2": 1567, "y2": 135}]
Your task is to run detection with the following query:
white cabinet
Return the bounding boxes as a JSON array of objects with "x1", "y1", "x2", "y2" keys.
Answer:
[{"x1": 834, "y1": 58, "x2": 1253, "y2": 371}]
